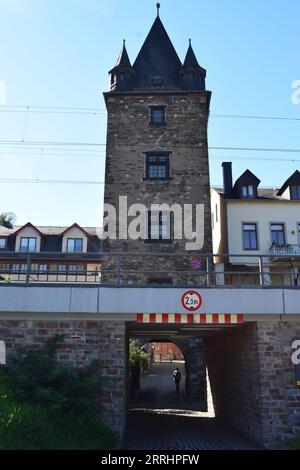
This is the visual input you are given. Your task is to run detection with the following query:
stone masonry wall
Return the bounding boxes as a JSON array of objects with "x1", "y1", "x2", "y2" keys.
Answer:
[
  {"x1": 205, "y1": 321, "x2": 300, "y2": 448},
  {"x1": 102, "y1": 91, "x2": 212, "y2": 285},
  {"x1": 0, "y1": 320, "x2": 127, "y2": 438},
  {"x1": 204, "y1": 323, "x2": 263, "y2": 444},
  {"x1": 256, "y1": 321, "x2": 300, "y2": 447}
]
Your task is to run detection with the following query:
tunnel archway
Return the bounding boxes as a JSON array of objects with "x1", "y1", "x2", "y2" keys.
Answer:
[{"x1": 128, "y1": 335, "x2": 207, "y2": 412}]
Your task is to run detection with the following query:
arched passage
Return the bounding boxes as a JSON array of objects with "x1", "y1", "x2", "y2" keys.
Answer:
[{"x1": 128, "y1": 335, "x2": 207, "y2": 412}]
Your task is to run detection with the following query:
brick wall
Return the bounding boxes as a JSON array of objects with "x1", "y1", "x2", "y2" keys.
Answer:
[{"x1": 0, "y1": 320, "x2": 127, "y2": 437}]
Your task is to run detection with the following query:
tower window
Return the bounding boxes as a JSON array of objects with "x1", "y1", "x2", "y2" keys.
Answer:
[
  {"x1": 145, "y1": 154, "x2": 170, "y2": 180},
  {"x1": 149, "y1": 106, "x2": 166, "y2": 125},
  {"x1": 147, "y1": 211, "x2": 172, "y2": 242}
]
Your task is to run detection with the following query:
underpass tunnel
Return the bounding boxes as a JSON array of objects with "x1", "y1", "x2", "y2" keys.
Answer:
[{"x1": 126, "y1": 321, "x2": 263, "y2": 444}]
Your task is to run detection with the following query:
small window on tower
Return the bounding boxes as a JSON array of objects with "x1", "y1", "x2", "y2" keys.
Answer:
[
  {"x1": 149, "y1": 106, "x2": 166, "y2": 125},
  {"x1": 145, "y1": 154, "x2": 170, "y2": 180}
]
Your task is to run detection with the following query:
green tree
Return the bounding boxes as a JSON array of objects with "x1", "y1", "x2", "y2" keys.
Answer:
[{"x1": 0, "y1": 212, "x2": 16, "y2": 229}]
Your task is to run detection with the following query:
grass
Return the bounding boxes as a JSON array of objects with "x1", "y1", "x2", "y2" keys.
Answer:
[
  {"x1": 286, "y1": 435, "x2": 300, "y2": 450},
  {"x1": 0, "y1": 373, "x2": 117, "y2": 450}
]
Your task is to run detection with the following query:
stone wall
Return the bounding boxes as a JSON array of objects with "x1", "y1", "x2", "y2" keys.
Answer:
[
  {"x1": 205, "y1": 323, "x2": 263, "y2": 444},
  {"x1": 102, "y1": 91, "x2": 212, "y2": 286},
  {"x1": 0, "y1": 320, "x2": 127, "y2": 438},
  {"x1": 205, "y1": 321, "x2": 300, "y2": 447},
  {"x1": 256, "y1": 321, "x2": 300, "y2": 447}
]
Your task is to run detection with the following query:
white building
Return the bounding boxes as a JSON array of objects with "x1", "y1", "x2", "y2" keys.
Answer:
[{"x1": 211, "y1": 163, "x2": 300, "y2": 286}]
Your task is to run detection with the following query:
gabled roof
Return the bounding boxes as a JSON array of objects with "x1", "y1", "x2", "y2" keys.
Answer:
[
  {"x1": 133, "y1": 16, "x2": 182, "y2": 90},
  {"x1": 59, "y1": 223, "x2": 92, "y2": 238},
  {"x1": 12, "y1": 222, "x2": 44, "y2": 237},
  {"x1": 277, "y1": 170, "x2": 300, "y2": 196},
  {"x1": 0, "y1": 226, "x2": 13, "y2": 236},
  {"x1": 233, "y1": 169, "x2": 261, "y2": 189}
]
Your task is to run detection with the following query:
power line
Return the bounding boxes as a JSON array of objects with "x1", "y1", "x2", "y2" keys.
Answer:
[
  {"x1": 0, "y1": 178, "x2": 105, "y2": 185},
  {"x1": 0, "y1": 105, "x2": 300, "y2": 121},
  {"x1": 2, "y1": 151, "x2": 300, "y2": 163},
  {"x1": 2, "y1": 140, "x2": 300, "y2": 154}
]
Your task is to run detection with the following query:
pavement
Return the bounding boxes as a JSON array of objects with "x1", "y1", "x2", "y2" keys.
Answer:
[{"x1": 124, "y1": 361, "x2": 259, "y2": 450}]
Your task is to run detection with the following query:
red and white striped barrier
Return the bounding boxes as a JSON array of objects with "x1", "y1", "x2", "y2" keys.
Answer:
[{"x1": 136, "y1": 313, "x2": 244, "y2": 324}]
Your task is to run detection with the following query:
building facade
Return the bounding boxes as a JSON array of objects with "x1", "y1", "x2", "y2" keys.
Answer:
[
  {"x1": 212, "y1": 163, "x2": 300, "y2": 286},
  {"x1": 0, "y1": 222, "x2": 101, "y2": 283}
]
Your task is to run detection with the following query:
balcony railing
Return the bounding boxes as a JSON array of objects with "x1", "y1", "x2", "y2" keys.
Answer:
[
  {"x1": 0, "y1": 252, "x2": 299, "y2": 288},
  {"x1": 270, "y1": 244, "x2": 300, "y2": 257}
]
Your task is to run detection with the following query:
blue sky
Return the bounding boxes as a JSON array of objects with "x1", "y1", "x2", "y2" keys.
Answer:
[{"x1": 0, "y1": 0, "x2": 300, "y2": 226}]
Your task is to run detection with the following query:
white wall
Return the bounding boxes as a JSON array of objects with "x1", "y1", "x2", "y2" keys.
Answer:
[{"x1": 227, "y1": 201, "x2": 300, "y2": 264}]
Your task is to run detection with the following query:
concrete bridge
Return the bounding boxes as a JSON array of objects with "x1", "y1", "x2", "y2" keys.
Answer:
[{"x1": 0, "y1": 283, "x2": 299, "y2": 448}]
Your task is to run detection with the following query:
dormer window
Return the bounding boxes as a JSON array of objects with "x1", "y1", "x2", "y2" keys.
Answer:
[
  {"x1": 20, "y1": 237, "x2": 36, "y2": 253},
  {"x1": 242, "y1": 185, "x2": 254, "y2": 199},
  {"x1": 291, "y1": 185, "x2": 300, "y2": 200},
  {"x1": 150, "y1": 106, "x2": 166, "y2": 125},
  {"x1": 67, "y1": 238, "x2": 83, "y2": 254},
  {"x1": 0, "y1": 238, "x2": 6, "y2": 250}
]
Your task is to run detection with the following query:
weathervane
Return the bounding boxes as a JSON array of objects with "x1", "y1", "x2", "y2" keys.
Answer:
[{"x1": 156, "y1": 3, "x2": 161, "y2": 17}]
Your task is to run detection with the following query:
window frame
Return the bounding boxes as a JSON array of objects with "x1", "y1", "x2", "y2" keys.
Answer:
[
  {"x1": 0, "y1": 238, "x2": 7, "y2": 250},
  {"x1": 144, "y1": 152, "x2": 171, "y2": 181},
  {"x1": 66, "y1": 238, "x2": 83, "y2": 253},
  {"x1": 242, "y1": 184, "x2": 255, "y2": 199},
  {"x1": 147, "y1": 211, "x2": 173, "y2": 243},
  {"x1": 242, "y1": 223, "x2": 259, "y2": 251},
  {"x1": 20, "y1": 237, "x2": 37, "y2": 253},
  {"x1": 149, "y1": 106, "x2": 166, "y2": 125},
  {"x1": 270, "y1": 223, "x2": 286, "y2": 245}
]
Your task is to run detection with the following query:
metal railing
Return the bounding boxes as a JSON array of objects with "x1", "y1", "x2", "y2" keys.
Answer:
[
  {"x1": 0, "y1": 251, "x2": 299, "y2": 288},
  {"x1": 270, "y1": 244, "x2": 300, "y2": 256}
]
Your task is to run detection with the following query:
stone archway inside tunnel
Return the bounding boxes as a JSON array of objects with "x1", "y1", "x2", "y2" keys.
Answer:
[{"x1": 127, "y1": 332, "x2": 208, "y2": 413}]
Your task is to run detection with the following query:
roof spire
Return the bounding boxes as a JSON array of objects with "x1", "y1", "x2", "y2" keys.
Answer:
[{"x1": 156, "y1": 2, "x2": 161, "y2": 17}]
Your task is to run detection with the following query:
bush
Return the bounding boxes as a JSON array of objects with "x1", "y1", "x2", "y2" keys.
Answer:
[
  {"x1": 7, "y1": 335, "x2": 101, "y2": 414},
  {"x1": 0, "y1": 337, "x2": 117, "y2": 450}
]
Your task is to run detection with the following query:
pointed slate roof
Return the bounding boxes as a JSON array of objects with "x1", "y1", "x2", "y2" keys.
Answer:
[
  {"x1": 183, "y1": 41, "x2": 199, "y2": 67},
  {"x1": 133, "y1": 16, "x2": 182, "y2": 90},
  {"x1": 109, "y1": 40, "x2": 132, "y2": 73}
]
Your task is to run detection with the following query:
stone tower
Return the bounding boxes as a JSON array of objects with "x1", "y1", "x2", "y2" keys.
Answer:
[{"x1": 103, "y1": 7, "x2": 212, "y2": 285}]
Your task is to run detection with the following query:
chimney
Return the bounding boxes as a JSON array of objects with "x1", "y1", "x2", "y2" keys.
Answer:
[{"x1": 222, "y1": 162, "x2": 233, "y2": 198}]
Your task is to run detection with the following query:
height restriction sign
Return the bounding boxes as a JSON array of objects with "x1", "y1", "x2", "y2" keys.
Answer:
[{"x1": 181, "y1": 290, "x2": 203, "y2": 312}]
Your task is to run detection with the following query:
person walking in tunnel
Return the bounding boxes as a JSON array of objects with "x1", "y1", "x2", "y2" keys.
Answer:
[{"x1": 173, "y1": 367, "x2": 181, "y2": 392}]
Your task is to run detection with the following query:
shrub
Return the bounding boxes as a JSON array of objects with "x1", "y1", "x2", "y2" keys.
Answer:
[
  {"x1": 7, "y1": 335, "x2": 101, "y2": 414},
  {"x1": 0, "y1": 337, "x2": 117, "y2": 449}
]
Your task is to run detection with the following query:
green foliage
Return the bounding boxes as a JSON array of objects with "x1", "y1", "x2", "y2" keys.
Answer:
[
  {"x1": 0, "y1": 212, "x2": 16, "y2": 229},
  {"x1": 287, "y1": 435, "x2": 300, "y2": 450},
  {"x1": 0, "y1": 336, "x2": 117, "y2": 449},
  {"x1": 8, "y1": 335, "x2": 101, "y2": 414},
  {"x1": 129, "y1": 340, "x2": 150, "y2": 373}
]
